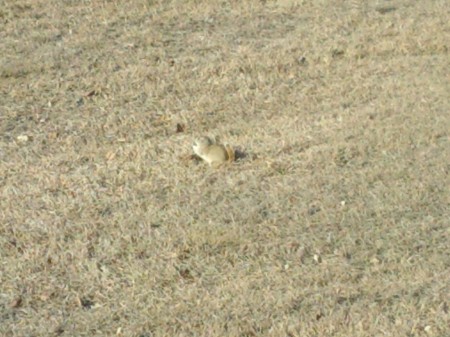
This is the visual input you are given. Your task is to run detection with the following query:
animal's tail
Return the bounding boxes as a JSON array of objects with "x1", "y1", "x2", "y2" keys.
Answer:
[{"x1": 225, "y1": 144, "x2": 235, "y2": 162}]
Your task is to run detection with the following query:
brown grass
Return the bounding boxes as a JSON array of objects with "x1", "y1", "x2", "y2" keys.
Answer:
[{"x1": 1, "y1": 0, "x2": 449, "y2": 336}]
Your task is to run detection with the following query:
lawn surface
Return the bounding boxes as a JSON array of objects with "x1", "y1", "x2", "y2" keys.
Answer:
[{"x1": 1, "y1": 1, "x2": 449, "y2": 336}]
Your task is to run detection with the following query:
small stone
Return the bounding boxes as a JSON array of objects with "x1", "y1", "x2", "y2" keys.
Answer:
[
  {"x1": 17, "y1": 135, "x2": 29, "y2": 143},
  {"x1": 371, "y1": 257, "x2": 381, "y2": 265}
]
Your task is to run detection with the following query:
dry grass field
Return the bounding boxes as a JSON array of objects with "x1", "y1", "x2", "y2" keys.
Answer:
[{"x1": 1, "y1": 0, "x2": 449, "y2": 336}]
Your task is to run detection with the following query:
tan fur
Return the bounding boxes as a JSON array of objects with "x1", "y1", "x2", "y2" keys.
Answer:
[{"x1": 192, "y1": 136, "x2": 234, "y2": 166}]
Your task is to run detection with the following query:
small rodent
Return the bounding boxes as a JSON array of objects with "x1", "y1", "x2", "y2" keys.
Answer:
[{"x1": 192, "y1": 136, "x2": 234, "y2": 166}]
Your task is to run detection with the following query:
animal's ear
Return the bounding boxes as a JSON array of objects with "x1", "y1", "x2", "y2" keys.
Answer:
[{"x1": 193, "y1": 136, "x2": 204, "y2": 146}]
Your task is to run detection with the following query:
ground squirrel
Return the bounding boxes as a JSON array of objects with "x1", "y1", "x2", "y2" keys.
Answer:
[{"x1": 192, "y1": 136, "x2": 235, "y2": 166}]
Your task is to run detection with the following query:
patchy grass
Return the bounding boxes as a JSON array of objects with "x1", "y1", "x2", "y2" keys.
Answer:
[{"x1": 1, "y1": 0, "x2": 449, "y2": 336}]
